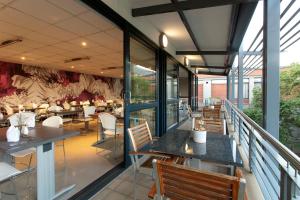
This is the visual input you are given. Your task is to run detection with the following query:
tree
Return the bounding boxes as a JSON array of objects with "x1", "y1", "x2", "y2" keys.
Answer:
[{"x1": 244, "y1": 63, "x2": 300, "y2": 150}]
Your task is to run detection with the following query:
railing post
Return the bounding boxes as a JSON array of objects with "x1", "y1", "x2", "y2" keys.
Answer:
[
  {"x1": 280, "y1": 166, "x2": 293, "y2": 200},
  {"x1": 248, "y1": 127, "x2": 256, "y2": 173},
  {"x1": 238, "y1": 116, "x2": 242, "y2": 145},
  {"x1": 233, "y1": 112, "x2": 236, "y2": 132}
]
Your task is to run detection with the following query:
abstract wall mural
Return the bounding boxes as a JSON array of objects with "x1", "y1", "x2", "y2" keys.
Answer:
[{"x1": 0, "y1": 61, "x2": 123, "y2": 107}]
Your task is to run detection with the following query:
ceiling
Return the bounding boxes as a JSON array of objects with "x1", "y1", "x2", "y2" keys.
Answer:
[
  {"x1": 0, "y1": 0, "x2": 123, "y2": 78},
  {"x1": 130, "y1": 0, "x2": 257, "y2": 76}
]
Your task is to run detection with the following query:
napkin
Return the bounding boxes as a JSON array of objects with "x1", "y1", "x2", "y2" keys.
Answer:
[
  {"x1": 0, "y1": 112, "x2": 3, "y2": 120},
  {"x1": 6, "y1": 125, "x2": 20, "y2": 142}
]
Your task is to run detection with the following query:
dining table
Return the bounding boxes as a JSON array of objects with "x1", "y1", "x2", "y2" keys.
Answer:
[
  {"x1": 142, "y1": 129, "x2": 243, "y2": 174},
  {"x1": 0, "y1": 126, "x2": 80, "y2": 200}
]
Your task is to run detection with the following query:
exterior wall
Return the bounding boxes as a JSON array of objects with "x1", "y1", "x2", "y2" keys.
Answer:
[{"x1": 212, "y1": 84, "x2": 227, "y2": 99}]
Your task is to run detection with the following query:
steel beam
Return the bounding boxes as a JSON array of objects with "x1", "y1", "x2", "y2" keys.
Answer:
[
  {"x1": 171, "y1": 0, "x2": 207, "y2": 65},
  {"x1": 176, "y1": 50, "x2": 236, "y2": 55},
  {"x1": 238, "y1": 47, "x2": 244, "y2": 109},
  {"x1": 197, "y1": 71, "x2": 226, "y2": 76},
  {"x1": 263, "y1": 0, "x2": 280, "y2": 139},
  {"x1": 227, "y1": 74, "x2": 231, "y2": 100},
  {"x1": 226, "y1": 2, "x2": 258, "y2": 67},
  {"x1": 132, "y1": 0, "x2": 259, "y2": 17},
  {"x1": 191, "y1": 65, "x2": 229, "y2": 69}
]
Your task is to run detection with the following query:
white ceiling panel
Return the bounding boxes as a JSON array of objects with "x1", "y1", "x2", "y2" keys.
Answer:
[
  {"x1": 47, "y1": 0, "x2": 88, "y2": 15},
  {"x1": 55, "y1": 17, "x2": 99, "y2": 36},
  {"x1": 130, "y1": 0, "x2": 170, "y2": 9},
  {"x1": 77, "y1": 11, "x2": 116, "y2": 31},
  {"x1": 0, "y1": 0, "x2": 123, "y2": 78},
  {"x1": 204, "y1": 55, "x2": 226, "y2": 66},
  {"x1": 144, "y1": 12, "x2": 196, "y2": 50},
  {"x1": 9, "y1": 0, "x2": 72, "y2": 24},
  {"x1": 184, "y1": 5, "x2": 232, "y2": 50}
]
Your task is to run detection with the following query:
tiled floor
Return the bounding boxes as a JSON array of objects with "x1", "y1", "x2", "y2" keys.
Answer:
[{"x1": 0, "y1": 120, "x2": 124, "y2": 200}]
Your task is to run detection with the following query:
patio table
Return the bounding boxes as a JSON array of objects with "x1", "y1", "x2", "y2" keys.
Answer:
[
  {"x1": 0, "y1": 127, "x2": 79, "y2": 200},
  {"x1": 143, "y1": 129, "x2": 243, "y2": 170}
]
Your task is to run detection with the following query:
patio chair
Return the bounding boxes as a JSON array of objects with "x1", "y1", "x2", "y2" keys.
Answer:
[
  {"x1": 203, "y1": 118, "x2": 226, "y2": 134},
  {"x1": 0, "y1": 162, "x2": 25, "y2": 199},
  {"x1": 8, "y1": 112, "x2": 36, "y2": 171},
  {"x1": 42, "y1": 116, "x2": 66, "y2": 159},
  {"x1": 128, "y1": 122, "x2": 185, "y2": 200},
  {"x1": 152, "y1": 159, "x2": 246, "y2": 200},
  {"x1": 77, "y1": 106, "x2": 96, "y2": 132},
  {"x1": 203, "y1": 107, "x2": 221, "y2": 119}
]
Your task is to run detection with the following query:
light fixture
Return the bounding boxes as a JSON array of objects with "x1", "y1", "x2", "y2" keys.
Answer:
[
  {"x1": 101, "y1": 71, "x2": 104, "y2": 74},
  {"x1": 184, "y1": 57, "x2": 189, "y2": 66},
  {"x1": 64, "y1": 56, "x2": 90, "y2": 63},
  {"x1": 159, "y1": 33, "x2": 168, "y2": 48},
  {"x1": 81, "y1": 41, "x2": 87, "y2": 47},
  {"x1": 21, "y1": 56, "x2": 26, "y2": 60},
  {"x1": 0, "y1": 38, "x2": 23, "y2": 48},
  {"x1": 70, "y1": 66, "x2": 74, "y2": 69}
]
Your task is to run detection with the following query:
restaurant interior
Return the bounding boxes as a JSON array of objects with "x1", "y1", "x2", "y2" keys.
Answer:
[{"x1": 0, "y1": 1, "x2": 127, "y2": 199}]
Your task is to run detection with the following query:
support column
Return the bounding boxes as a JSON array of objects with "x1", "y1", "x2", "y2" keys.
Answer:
[
  {"x1": 227, "y1": 74, "x2": 230, "y2": 100},
  {"x1": 263, "y1": 0, "x2": 280, "y2": 139},
  {"x1": 231, "y1": 69, "x2": 235, "y2": 104},
  {"x1": 238, "y1": 48, "x2": 244, "y2": 110}
]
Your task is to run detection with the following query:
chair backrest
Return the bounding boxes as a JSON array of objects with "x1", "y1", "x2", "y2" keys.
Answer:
[
  {"x1": 98, "y1": 113, "x2": 116, "y2": 130},
  {"x1": 83, "y1": 106, "x2": 96, "y2": 118},
  {"x1": 8, "y1": 112, "x2": 36, "y2": 127},
  {"x1": 153, "y1": 159, "x2": 246, "y2": 200},
  {"x1": 48, "y1": 105, "x2": 63, "y2": 112},
  {"x1": 4, "y1": 105, "x2": 14, "y2": 115},
  {"x1": 203, "y1": 107, "x2": 220, "y2": 119},
  {"x1": 127, "y1": 122, "x2": 152, "y2": 152},
  {"x1": 42, "y1": 116, "x2": 63, "y2": 128},
  {"x1": 202, "y1": 118, "x2": 225, "y2": 134}
]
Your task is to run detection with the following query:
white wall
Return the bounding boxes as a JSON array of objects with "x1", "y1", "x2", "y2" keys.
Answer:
[
  {"x1": 101, "y1": 0, "x2": 185, "y2": 64},
  {"x1": 203, "y1": 79, "x2": 212, "y2": 100}
]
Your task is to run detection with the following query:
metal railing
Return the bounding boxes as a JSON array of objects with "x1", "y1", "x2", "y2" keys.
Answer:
[{"x1": 225, "y1": 99, "x2": 300, "y2": 200}]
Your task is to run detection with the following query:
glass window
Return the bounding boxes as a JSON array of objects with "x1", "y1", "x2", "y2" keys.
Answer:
[
  {"x1": 130, "y1": 38, "x2": 156, "y2": 103},
  {"x1": 167, "y1": 103, "x2": 178, "y2": 128},
  {"x1": 130, "y1": 108, "x2": 156, "y2": 135},
  {"x1": 167, "y1": 59, "x2": 178, "y2": 100}
]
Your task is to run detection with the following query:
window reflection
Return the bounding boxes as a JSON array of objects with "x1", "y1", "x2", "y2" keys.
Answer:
[
  {"x1": 130, "y1": 108, "x2": 156, "y2": 135},
  {"x1": 130, "y1": 38, "x2": 156, "y2": 103}
]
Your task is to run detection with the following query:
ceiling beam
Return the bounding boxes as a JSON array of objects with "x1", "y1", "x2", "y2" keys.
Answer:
[
  {"x1": 191, "y1": 65, "x2": 230, "y2": 69},
  {"x1": 171, "y1": 0, "x2": 207, "y2": 65},
  {"x1": 132, "y1": 0, "x2": 259, "y2": 17},
  {"x1": 225, "y1": 2, "x2": 258, "y2": 74},
  {"x1": 176, "y1": 50, "x2": 237, "y2": 55},
  {"x1": 197, "y1": 71, "x2": 226, "y2": 76}
]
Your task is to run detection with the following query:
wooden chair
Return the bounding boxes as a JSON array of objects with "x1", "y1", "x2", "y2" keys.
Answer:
[
  {"x1": 203, "y1": 107, "x2": 220, "y2": 119},
  {"x1": 203, "y1": 118, "x2": 225, "y2": 134},
  {"x1": 128, "y1": 122, "x2": 185, "y2": 200},
  {"x1": 152, "y1": 159, "x2": 246, "y2": 200}
]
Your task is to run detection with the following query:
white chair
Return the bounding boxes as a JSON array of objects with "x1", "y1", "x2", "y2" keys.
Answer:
[
  {"x1": 8, "y1": 112, "x2": 36, "y2": 170},
  {"x1": 0, "y1": 162, "x2": 24, "y2": 199},
  {"x1": 4, "y1": 105, "x2": 14, "y2": 116},
  {"x1": 78, "y1": 106, "x2": 96, "y2": 132},
  {"x1": 48, "y1": 105, "x2": 63, "y2": 112},
  {"x1": 42, "y1": 116, "x2": 66, "y2": 158},
  {"x1": 98, "y1": 113, "x2": 117, "y2": 139}
]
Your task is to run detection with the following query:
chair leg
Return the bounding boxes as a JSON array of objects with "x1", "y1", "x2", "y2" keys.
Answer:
[
  {"x1": 63, "y1": 140, "x2": 66, "y2": 160},
  {"x1": 133, "y1": 166, "x2": 137, "y2": 200}
]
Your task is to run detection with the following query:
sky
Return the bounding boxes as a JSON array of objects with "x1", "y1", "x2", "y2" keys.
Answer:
[{"x1": 236, "y1": 0, "x2": 300, "y2": 68}]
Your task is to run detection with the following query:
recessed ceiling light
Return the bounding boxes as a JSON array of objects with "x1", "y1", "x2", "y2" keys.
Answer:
[
  {"x1": 81, "y1": 42, "x2": 87, "y2": 47},
  {"x1": 70, "y1": 66, "x2": 74, "y2": 69},
  {"x1": 101, "y1": 72, "x2": 104, "y2": 74},
  {"x1": 21, "y1": 56, "x2": 26, "y2": 60}
]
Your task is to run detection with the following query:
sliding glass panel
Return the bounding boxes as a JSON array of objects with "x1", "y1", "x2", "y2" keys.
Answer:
[
  {"x1": 166, "y1": 58, "x2": 178, "y2": 128},
  {"x1": 179, "y1": 67, "x2": 189, "y2": 122},
  {"x1": 130, "y1": 108, "x2": 156, "y2": 135},
  {"x1": 130, "y1": 38, "x2": 156, "y2": 104},
  {"x1": 167, "y1": 103, "x2": 178, "y2": 128},
  {"x1": 166, "y1": 59, "x2": 178, "y2": 100}
]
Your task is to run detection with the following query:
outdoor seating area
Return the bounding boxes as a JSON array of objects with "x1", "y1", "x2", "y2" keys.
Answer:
[{"x1": 0, "y1": 0, "x2": 299, "y2": 199}]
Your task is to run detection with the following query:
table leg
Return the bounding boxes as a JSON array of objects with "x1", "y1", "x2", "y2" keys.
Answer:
[{"x1": 37, "y1": 142, "x2": 55, "y2": 200}]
